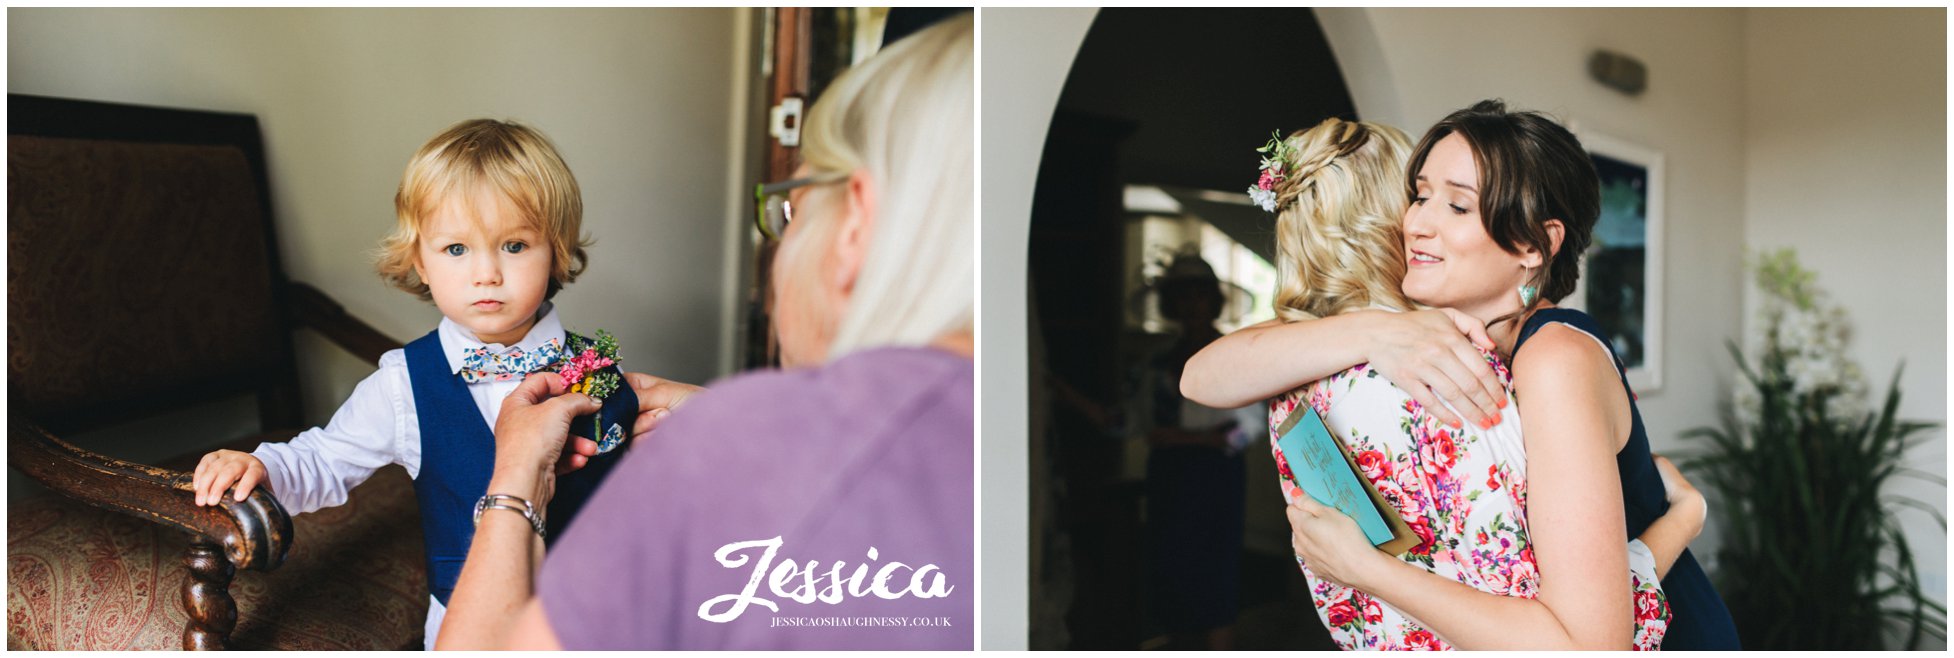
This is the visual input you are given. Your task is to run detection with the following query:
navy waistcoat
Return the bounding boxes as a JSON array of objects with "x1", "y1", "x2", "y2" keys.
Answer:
[{"x1": 404, "y1": 329, "x2": 628, "y2": 605}]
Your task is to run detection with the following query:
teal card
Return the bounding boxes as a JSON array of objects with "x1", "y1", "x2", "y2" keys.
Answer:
[{"x1": 1276, "y1": 407, "x2": 1394, "y2": 546}]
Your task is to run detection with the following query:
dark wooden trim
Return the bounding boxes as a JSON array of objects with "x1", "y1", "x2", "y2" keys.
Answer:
[
  {"x1": 182, "y1": 540, "x2": 238, "y2": 650},
  {"x1": 9, "y1": 419, "x2": 293, "y2": 572},
  {"x1": 287, "y1": 282, "x2": 403, "y2": 366},
  {"x1": 742, "y1": 8, "x2": 816, "y2": 370},
  {"x1": 766, "y1": 7, "x2": 812, "y2": 182},
  {"x1": 11, "y1": 418, "x2": 291, "y2": 651}
]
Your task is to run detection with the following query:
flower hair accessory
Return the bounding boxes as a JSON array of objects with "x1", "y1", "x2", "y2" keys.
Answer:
[{"x1": 1248, "y1": 130, "x2": 1298, "y2": 213}]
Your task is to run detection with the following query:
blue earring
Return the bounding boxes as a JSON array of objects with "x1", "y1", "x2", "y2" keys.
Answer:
[{"x1": 1518, "y1": 283, "x2": 1539, "y2": 307}]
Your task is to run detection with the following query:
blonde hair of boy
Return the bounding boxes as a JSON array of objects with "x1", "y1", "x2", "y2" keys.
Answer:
[
  {"x1": 1270, "y1": 117, "x2": 1418, "y2": 321},
  {"x1": 376, "y1": 119, "x2": 590, "y2": 301},
  {"x1": 797, "y1": 13, "x2": 973, "y2": 359}
]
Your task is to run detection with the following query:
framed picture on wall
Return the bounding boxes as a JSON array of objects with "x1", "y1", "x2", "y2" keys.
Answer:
[{"x1": 1566, "y1": 132, "x2": 1664, "y2": 393}]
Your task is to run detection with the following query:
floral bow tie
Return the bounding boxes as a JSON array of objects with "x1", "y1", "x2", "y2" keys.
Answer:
[{"x1": 458, "y1": 337, "x2": 564, "y2": 383}]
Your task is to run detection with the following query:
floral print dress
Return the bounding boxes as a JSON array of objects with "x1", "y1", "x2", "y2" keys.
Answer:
[{"x1": 1270, "y1": 353, "x2": 1671, "y2": 650}]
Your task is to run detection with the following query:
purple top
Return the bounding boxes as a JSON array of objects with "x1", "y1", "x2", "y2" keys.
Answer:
[{"x1": 536, "y1": 346, "x2": 974, "y2": 650}]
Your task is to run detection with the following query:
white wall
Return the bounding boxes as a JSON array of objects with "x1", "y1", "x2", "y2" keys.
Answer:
[
  {"x1": 1742, "y1": 7, "x2": 1947, "y2": 608},
  {"x1": 981, "y1": 6, "x2": 1944, "y2": 645},
  {"x1": 8, "y1": 8, "x2": 746, "y2": 432},
  {"x1": 978, "y1": 9, "x2": 1100, "y2": 650}
]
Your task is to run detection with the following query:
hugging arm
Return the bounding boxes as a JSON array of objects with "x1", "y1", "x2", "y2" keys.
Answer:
[
  {"x1": 1287, "y1": 325, "x2": 1641, "y2": 650},
  {"x1": 1180, "y1": 309, "x2": 1504, "y2": 429},
  {"x1": 1638, "y1": 455, "x2": 1708, "y2": 579}
]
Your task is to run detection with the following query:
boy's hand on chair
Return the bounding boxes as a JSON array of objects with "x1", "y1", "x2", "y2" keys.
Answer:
[{"x1": 193, "y1": 449, "x2": 266, "y2": 506}]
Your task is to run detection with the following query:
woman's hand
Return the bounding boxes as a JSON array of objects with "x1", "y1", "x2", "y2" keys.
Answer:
[
  {"x1": 494, "y1": 373, "x2": 602, "y2": 505},
  {"x1": 1652, "y1": 454, "x2": 1706, "y2": 540},
  {"x1": 624, "y1": 371, "x2": 704, "y2": 441},
  {"x1": 1286, "y1": 491, "x2": 1391, "y2": 591},
  {"x1": 1366, "y1": 308, "x2": 1505, "y2": 430}
]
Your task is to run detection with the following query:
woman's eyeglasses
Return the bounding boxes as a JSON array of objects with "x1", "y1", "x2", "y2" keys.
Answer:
[{"x1": 753, "y1": 172, "x2": 848, "y2": 241}]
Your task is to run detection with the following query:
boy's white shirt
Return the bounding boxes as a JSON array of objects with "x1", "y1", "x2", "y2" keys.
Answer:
[{"x1": 250, "y1": 302, "x2": 564, "y2": 650}]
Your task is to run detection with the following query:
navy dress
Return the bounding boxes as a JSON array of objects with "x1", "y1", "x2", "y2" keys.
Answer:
[{"x1": 1515, "y1": 308, "x2": 1741, "y2": 650}]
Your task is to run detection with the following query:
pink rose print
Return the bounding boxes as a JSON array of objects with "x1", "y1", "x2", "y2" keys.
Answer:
[
  {"x1": 1508, "y1": 553, "x2": 1540, "y2": 598},
  {"x1": 1355, "y1": 449, "x2": 1389, "y2": 480},
  {"x1": 1419, "y1": 427, "x2": 1459, "y2": 475},
  {"x1": 1405, "y1": 515, "x2": 1436, "y2": 555},
  {"x1": 1326, "y1": 599, "x2": 1359, "y2": 628},
  {"x1": 1271, "y1": 357, "x2": 1664, "y2": 649},
  {"x1": 1636, "y1": 588, "x2": 1663, "y2": 620},
  {"x1": 1307, "y1": 383, "x2": 1335, "y2": 416}
]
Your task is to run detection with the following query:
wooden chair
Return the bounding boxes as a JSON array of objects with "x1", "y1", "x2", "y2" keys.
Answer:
[{"x1": 7, "y1": 94, "x2": 422, "y2": 650}]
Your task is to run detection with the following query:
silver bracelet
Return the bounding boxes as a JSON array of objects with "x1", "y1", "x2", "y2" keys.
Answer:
[{"x1": 473, "y1": 493, "x2": 546, "y2": 538}]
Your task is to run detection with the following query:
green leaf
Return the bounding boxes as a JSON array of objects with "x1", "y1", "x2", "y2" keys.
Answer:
[
  {"x1": 1893, "y1": 467, "x2": 1947, "y2": 487},
  {"x1": 1682, "y1": 319, "x2": 1944, "y2": 648},
  {"x1": 1883, "y1": 496, "x2": 1948, "y2": 529}
]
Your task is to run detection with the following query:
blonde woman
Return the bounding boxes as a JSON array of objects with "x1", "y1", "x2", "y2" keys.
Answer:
[
  {"x1": 1182, "y1": 117, "x2": 1706, "y2": 649},
  {"x1": 438, "y1": 14, "x2": 973, "y2": 650}
]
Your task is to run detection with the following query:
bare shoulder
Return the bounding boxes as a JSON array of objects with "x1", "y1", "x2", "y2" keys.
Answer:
[
  {"x1": 1512, "y1": 323, "x2": 1628, "y2": 446},
  {"x1": 1512, "y1": 323, "x2": 1616, "y2": 389}
]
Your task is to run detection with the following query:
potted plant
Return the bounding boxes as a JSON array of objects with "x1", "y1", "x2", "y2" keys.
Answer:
[{"x1": 1683, "y1": 249, "x2": 1945, "y2": 649}]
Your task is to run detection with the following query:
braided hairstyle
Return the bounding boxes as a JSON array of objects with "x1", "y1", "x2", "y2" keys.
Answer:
[{"x1": 1270, "y1": 117, "x2": 1419, "y2": 322}]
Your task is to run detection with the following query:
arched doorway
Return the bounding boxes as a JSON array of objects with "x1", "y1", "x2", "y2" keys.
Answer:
[{"x1": 1025, "y1": 8, "x2": 1358, "y2": 650}]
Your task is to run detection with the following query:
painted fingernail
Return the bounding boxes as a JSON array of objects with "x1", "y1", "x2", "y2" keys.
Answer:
[{"x1": 1497, "y1": 397, "x2": 1508, "y2": 409}]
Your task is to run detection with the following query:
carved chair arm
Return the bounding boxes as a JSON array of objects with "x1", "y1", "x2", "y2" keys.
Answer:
[
  {"x1": 10, "y1": 417, "x2": 294, "y2": 649},
  {"x1": 9, "y1": 418, "x2": 293, "y2": 570},
  {"x1": 286, "y1": 281, "x2": 403, "y2": 366},
  {"x1": 7, "y1": 283, "x2": 400, "y2": 649}
]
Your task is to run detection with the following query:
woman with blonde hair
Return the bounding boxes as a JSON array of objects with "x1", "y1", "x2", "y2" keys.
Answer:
[
  {"x1": 1185, "y1": 115, "x2": 1713, "y2": 649},
  {"x1": 437, "y1": 13, "x2": 973, "y2": 650}
]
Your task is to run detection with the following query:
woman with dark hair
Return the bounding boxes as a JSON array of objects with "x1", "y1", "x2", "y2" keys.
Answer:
[{"x1": 1185, "y1": 101, "x2": 1739, "y2": 649}]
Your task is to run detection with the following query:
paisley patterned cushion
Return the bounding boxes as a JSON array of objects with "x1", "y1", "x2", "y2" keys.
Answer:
[{"x1": 7, "y1": 465, "x2": 426, "y2": 650}]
